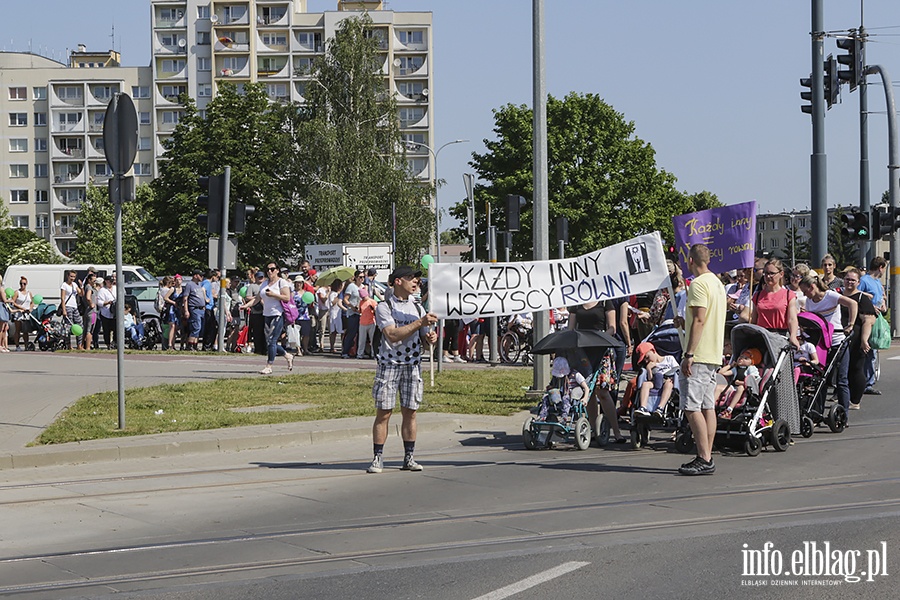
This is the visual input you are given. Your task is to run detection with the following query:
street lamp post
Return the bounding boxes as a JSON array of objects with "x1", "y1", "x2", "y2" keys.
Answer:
[{"x1": 405, "y1": 139, "x2": 468, "y2": 373}]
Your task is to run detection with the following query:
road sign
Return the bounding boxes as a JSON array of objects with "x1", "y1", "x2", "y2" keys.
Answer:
[
  {"x1": 208, "y1": 236, "x2": 238, "y2": 270},
  {"x1": 103, "y1": 93, "x2": 138, "y2": 176}
]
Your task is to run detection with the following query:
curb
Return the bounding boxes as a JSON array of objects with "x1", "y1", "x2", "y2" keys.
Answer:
[{"x1": 0, "y1": 417, "x2": 470, "y2": 471}]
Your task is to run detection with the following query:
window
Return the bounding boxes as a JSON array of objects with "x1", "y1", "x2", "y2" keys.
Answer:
[
  {"x1": 33, "y1": 86, "x2": 47, "y2": 100},
  {"x1": 198, "y1": 57, "x2": 212, "y2": 71},
  {"x1": 35, "y1": 138, "x2": 48, "y2": 152},
  {"x1": 198, "y1": 5, "x2": 210, "y2": 19},
  {"x1": 132, "y1": 86, "x2": 151, "y2": 98},
  {"x1": 57, "y1": 113, "x2": 81, "y2": 128},
  {"x1": 296, "y1": 32, "x2": 322, "y2": 51},
  {"x1": 294, "y1": 57, "x2": 314, "y2": 75},
  {"x1": 58, "y1": 240, "x2": 77, "y2": 257},
  {"x1": 9, "y1": 139, "x2": 27, "y2": 152},
  {"x1": 223, "y1": 6, "x2": 246, "y2": 23},
  {"x1": 198, "y1": 84, "x2": 212, "y2": 97},
  {"x1": 798, "y1": 217, "x2": 807, "y2": 228},
  {"x1": 94, "y1": 163, "x2": 111, "y2": 177},
  {"x1": 398, "y1": 30, "x2": 424, "y2": 45},
  {"x1": 406, "y1": 157, "x2": 428, "y2": 176},
  {"x1": 160, "y1": 7, "x2": 183, "y2": 21},
  {"x1": 139, "y1": 111, "x2": 151, "y2": 125},
  {"x1": 9, "y1": 165, "x2": 28, "y2": 178},
  {"x1": 9, "y1": 113, "x2": 27, "y2": 126},
  {"x1": 259, "y1": 58, "x2": 283, "y2": 73},
  {"x1": 162, "y1": 84, "x2": 187, "y2": 99},
  {"x1": 399, "y1": 107, "x2": 425, "y2": 126},
  {"x1": 162, "y1": 111, "x2": 183, "y2": 125},
  {"x1": 161, "y1": 34, "x2": 178, "y2": 46},
  {"x1": 92, "y1": 85, "x2": 115, "y2": 101},
  {"x1": 35, "y1": 190, "x2": 48, "y2": 203},
  {"x1": 771, "y1": 238, "x2": 780, "y2": 249},
  {"x1": 34, "y1": 112, "x2": 47, "y2": 126},
  {"x1": 10, "y1": 190, "x2": 28, "y2": 204},
  {"x1": 222, "y1": 56, "x2": 244, "y2": 70},
  {"x1": 12, "y1": 216, "x2": 29, "y2": 229},
  {"x1": 138, "y1": 137, "x2": 151, "y2": 150},
  {"x1": 34, "y1": 164, "x2": 48, "y2": 178},
  {"x1": 397, "y1": 81, "x2": 424, "y2": 98},
  {"x1": 161, "y1": 59, "x2": 186, "y2": 73},
  {"x1": 59, "y1": 188, "x2": 85, "y2": 203},
  {"x1": 36, "y1": 214, "x2": 49, "y2": 232},
  {"x1": 197, "y1": 31, "x2": 211, "y2": 45},
  {"x1": 134, "y1": 163, "x2": 152, "y2": 176},
  {"x1": 266, "y1": 83, "x2": 288, "y2": 101},
  {"x1": 759, "y1": 221, "x2": 766, "y2": 231},
  {"x1": 402, "y1": 133, "x2": 427, "y2": 147},
  {"x1": 262, "y1": 33, "x2": 286, "y2": 46},
  {"x1": 771, "y1": 221, "x2": 778, "y2": 230},
  {"x1": 396, "y1": 56, "x2": 424, "y2": 75},
  {"x1": 56, "y1": 86, "x2": 83, "y2": 100},
  {"x1": 8, "y1": 86, "x2": 27, "y2": 100}
]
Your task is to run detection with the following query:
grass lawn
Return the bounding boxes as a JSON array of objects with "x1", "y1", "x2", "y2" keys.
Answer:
[{"x1": 34, "y1": 369, "x2": 535, "y2": 446}]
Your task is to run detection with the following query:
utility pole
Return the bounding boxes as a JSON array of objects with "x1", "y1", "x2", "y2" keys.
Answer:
[
  {"x1": 532, "y1": 0, "x2": 550, "y2": 390},
  {"x1": 810, "y1": 0, "x2": 828, "y2": 265}
]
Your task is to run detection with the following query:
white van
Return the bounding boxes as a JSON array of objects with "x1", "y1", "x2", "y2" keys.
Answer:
[{"x1": 2, "y1": 264, "x2": 156, "y2": 306}]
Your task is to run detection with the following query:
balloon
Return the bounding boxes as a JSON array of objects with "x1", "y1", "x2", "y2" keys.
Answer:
[
  {"x1": 421, "y1": 254, "x2": 435, "y2": 269},
  {"x1": 33, "y1": 295, "x2": 44, "y2": 305},
  {"x1": 301, "y1": 291, "x2": 315, "y2": 304},
  {"x1": 70, "y1": 324, "x2": 83, "y2": 336},
  {"x1": 239, "y1": 286, "x2": 248, "y2": 298},
  {"x1": 4, "y1": 288, "x2": 12, "y2": 298}
]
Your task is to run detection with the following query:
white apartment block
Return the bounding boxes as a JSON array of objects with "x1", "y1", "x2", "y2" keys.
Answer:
[{"x1": 1, "y1": 0, "x2": 433, "y2": 257}]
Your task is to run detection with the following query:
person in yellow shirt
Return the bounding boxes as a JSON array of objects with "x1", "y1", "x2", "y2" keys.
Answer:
[{"x1": 678, "y1": 244, "x2": 726, "y2": 476}]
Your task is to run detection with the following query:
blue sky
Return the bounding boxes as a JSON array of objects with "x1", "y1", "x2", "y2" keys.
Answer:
[{"x1": 4, "y1": 0, "x2": 899, "y2": 229}]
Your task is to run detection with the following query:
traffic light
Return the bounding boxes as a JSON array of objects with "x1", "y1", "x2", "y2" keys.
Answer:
[
  {"x1": 837, "y1": 31, "x2": 865, "y2": 92},
  {"x1": 800, "y1": 76, "x2": 812, "y2": 114},
  {"x1": 197, "y1": 174, "x2": 225, "y2": 235},
  {"x1": 872, "y1": 204, "x2": 900, "y2": 239},
  {"x1": 231, "y1": 202, "x2": 255, "y2": 235},
  {"x1": 556, "y1": 216, "x2": 569, "y2": 243},
  {"x1": 840, "y1": 210, "x2": 871, "y2": 241},
  {"x1": 505, "y1": 194, "x2": 526, "y2": 232},
  {"x1": 824, "y1": 54, "x2": 839, "y2": 108}
]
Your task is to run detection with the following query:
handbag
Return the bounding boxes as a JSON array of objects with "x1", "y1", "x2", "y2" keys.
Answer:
[
  {"x1": 0, "y1": 302, "x2": 9, "y2": 322},
  {"x1": 869, "y1": 312, "x2": 891, "y2": 350}
]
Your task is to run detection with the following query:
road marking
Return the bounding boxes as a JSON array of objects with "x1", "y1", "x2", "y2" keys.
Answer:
[{"x1": 472, "y1": 561, "x2": 590, "y2": 600}]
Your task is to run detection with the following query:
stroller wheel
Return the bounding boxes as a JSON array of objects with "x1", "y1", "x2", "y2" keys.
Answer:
[
  {"x1": 574, "y1": 417, "x2": 591, "y2": 450},
  {"x1": 744, "y1": 435, "x2": 763, "y2": 457},
  {"x1": 827, "y1": 404, "x2": 847, "y2": 433},
  {"x1": 770, "y1": 419, "x2": 791, "y2": 452},
  {"x1": 630, "y1": 426, "x2": 643, "y2": 449},
  {"x1": 674, "y1": 430, "x2": 695, "y2": 454},
  {"x1": 800, "y1": 416, "x2": 814, "y2": 439},
  {"x1": 522, "y1": 419, "x2": 539, "y2": 450},
  {"x1": 25, "y1": 342, "x2": 35, "y2": 352},
  {"x1": 594, "y1": 415, "x2": 610, "y2": 447}
]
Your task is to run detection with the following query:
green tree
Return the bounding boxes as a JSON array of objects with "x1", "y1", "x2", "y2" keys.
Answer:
[
  {"x1": 449, "y1": 93, "x2": 720, "y2": 261},
  {"x1": 7, "y1": 239, "x2": 63, "y2": 266},
  {"x1": 0, "y1": 228, "x2": 42, "y2": 274},
  {"x1": 72, "y1": 184, "x2": 154, "y2": 265},
  {"x1": 284, "y1": 15, "x2": 432, "y2": 265},
  {"x1": 783, "y1": 222, "x2": 811, "y2": 266}
]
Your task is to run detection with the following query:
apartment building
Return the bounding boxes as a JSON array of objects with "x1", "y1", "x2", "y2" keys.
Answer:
[{"x1": 1, "y1": 0, "x2": 433, "y2": 256}]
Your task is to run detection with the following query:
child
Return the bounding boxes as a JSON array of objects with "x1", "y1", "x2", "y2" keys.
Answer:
[
  {"x1": 632, "y1": 342, "x2": 679, "y2": 419},
  {"x1": 793, "y1": 335, "x2": 819, "y2": 367},
  {"x1": 356, "y1": 287, "x2": 377, "y2": 359},
  {"x1": 537, "y1": 356, "x2": 590, "y2": 423},
  {"x1": 717, "y1": 347, "x2": 762, "y2": 419},
  {"x1": 123, "y1": 304, "x2": 145, "y2": 346}
]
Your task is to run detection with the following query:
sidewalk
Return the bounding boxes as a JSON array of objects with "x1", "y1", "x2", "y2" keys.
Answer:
[{"x1": 0, "y1": 350, "x2": 521, "y2": 470}]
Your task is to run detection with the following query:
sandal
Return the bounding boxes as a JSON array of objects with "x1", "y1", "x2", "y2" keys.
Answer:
[{"x1": 719, "y1": 408, "x2": 732, "y2": 419}]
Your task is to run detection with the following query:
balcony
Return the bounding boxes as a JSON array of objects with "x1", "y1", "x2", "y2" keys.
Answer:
[
  {"x1": 51, "y1": 192, "x2": 84, "y2": 212},
  {"x1": 258, "y1": 61, "x2": 289, "y2": 79},
  {"x1": 51, "y1": 143, "x2": 85, "y2": 160},
  {"x1": 257, "y1": 10, "x2": 288, "y2": 27},
  {"x1": 50, "y1": 89, "x2": 84, "y2": 108},
  {"x1": 51, "y1": 119, "x2": 85, "y2": 134},
  {"x1": 53, "y1": 166, "x2": 86, "y2": 186},
  {"x1": 214, "y1": 36, "x2": 251, "y2": 52}
]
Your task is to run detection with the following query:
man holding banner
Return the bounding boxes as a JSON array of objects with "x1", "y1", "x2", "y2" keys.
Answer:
[{"x1": 678, "y1": 244, "x2": 726, "y2": 476}]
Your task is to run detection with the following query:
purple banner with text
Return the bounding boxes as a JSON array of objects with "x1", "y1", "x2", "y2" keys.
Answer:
[{"x1": 672, "y1": 201, "x2": 757, "y2": 274}]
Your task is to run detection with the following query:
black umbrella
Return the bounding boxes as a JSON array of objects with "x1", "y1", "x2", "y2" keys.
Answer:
[{"x1": 531, "y1": 328, "x2": 624, "y2": 355}]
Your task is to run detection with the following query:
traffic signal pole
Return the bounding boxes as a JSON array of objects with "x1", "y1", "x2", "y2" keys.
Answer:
[
  {"x1": 810, "y1": 0, "x2": 828, "y2": 265},
  {"x1": 858, "y1": 27, "x2": 872, "y2": 264},
  {"x1": 216, "y1": 166, "x2": 231, "y2": 354},
  {"x1": 865, "y1": 65, "x2": 899, "y2": 338}
]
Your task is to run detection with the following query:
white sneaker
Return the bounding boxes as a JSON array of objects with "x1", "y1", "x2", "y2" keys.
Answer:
[
  {"x1": 401, "y1": 457, "x2": 423, "y2": 471},
  {"x1": 285, "y1": 352, "x2": 294, "y2": 371},
  {"x1": 367, "y1": 455, "x2": 383, "y2": 473},
  {"x1": 259, "y1": 366, "x2": 273, "y2": 375},
  {"x1": 452, "y1": 355, "x2": 466, "y2": 363}
]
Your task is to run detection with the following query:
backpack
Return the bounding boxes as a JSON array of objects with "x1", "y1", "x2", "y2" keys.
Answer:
[
  {"x1": 155, "y1": 290, "x2": 166, "y2": 314},
  {"x1": 76, "y1": 286, "x2": 91, "y2": 316}
]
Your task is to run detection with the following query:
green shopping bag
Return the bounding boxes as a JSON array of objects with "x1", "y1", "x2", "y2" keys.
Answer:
[{"x1": 869, "y1": 313, "x2": 891, "y2": 350}]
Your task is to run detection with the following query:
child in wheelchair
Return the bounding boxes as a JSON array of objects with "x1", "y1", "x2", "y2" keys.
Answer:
[
  {"x1": 537, "y1": 356, "x2": 591, "y2": 424},
  {"x1": 632, "y1": 341, "x2": 679, "y2": 420}
]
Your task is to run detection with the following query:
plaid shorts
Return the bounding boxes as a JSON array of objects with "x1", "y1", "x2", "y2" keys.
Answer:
[{"x1": 373, "y1": 362, "x2": 423, "y2": 411}]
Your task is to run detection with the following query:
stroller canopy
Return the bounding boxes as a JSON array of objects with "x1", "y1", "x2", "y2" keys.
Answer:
[{"x1": 730, "y1": 323, "x2": 789, "y2": 368}]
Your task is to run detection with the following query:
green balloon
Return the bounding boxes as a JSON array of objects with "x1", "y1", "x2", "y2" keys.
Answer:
[
  {"x1": 301, "y1": 291, "x2": 315, "y2": 304},
  {"x1": 4, "y1": 287, "x2": 13, "y2": 298},
  {"x1": 33, "y1": 295, "x2": 44, "y2": 305},
  {"x1": 239, "y1": 286, "x2": 248, "y2": 298},
  {"x1": 70, "y1": 324, "x2": 83, "y2": 336},
  {"x1": 421, "y1": 254, "x2": 435, "y2": 268}
]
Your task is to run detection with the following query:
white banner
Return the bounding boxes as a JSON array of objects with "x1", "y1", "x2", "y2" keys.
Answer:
[{"x1": 430, "y1": 232, "x2": 670, "y2": 319}]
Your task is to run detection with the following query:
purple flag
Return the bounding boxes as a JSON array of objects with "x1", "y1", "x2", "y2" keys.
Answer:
[{"x1": 672, "y1": 201, "x2": 757, "y2": 275}]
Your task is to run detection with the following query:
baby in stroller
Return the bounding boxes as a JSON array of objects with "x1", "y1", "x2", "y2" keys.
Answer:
[
  {"x1": 537, "y1": 356, "x2": 591, "y2": 424},
  {"x1": 123, "y1": 304, "x2": 145, "y2": 346},
  {"x1": 716, "y1": 347, "x2": 762, "y2": 419},
  {"x1": 632, "y1": 341, "x2": 678, "y2": 419}
]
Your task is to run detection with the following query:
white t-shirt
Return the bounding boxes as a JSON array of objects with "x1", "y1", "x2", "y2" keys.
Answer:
[
  {"x1": 793, "y1": 341, "x2": 818, "y2": 365},
  {"x1": 651, "y1": 354, "x2": 680, "y2": 377},
  {"x1": 805, "y1": 290, "x2": 845, "y2": 344},
  {"x1": 97, "y1": 286, "x2": 115, "y2": 319},
  {"x1": 61, "y1": 281, "x2": 79, "y2": 309},
  {"x1": 259, "y1": 278, "x2": 290, "y2": 317}
]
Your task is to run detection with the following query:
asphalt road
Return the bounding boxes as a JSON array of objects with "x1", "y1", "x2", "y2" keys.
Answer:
[{"x1": 0, "y1": 348, "x2": 897, "y2": 599}]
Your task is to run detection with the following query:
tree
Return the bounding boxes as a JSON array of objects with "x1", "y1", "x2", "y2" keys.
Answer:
[
  {"x1": 783, "y1": 222, "x2": 811, "y2": 266},
  {"x1": 72, "y1": 184, "x2": 154, "y2": 265},
  {"x1": 283, "y1": 14, "x2": 433, "y2": 265},
  {"x1": 448, "y1": 93, "x2": 720, "y2": 261},
  {"x1": 7, "y1": 238, "x2": 63, "y2": 266},
  {"x1": 0, "y1": 228, "x2": 42, "y2": 274},
  {"x1": 440, "y1": 229, "x2": 467, "y2": 246}
]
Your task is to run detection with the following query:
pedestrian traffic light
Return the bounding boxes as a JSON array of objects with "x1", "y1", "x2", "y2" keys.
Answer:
[
  {"x1": 556, "y1": 216, "x2": 569, "y2": 243},
  {"x1": 837, "y1": 31, "x2": 865, "y2": 92},
  {"x1": 840, "y1": 210, "x2": 871, "y2": 241},
  {"x1": 824, "y1": 54, "x2": 839, "y2": 108},
  {"x1": 505, "y1": 194, "x2": 526, "y2": 232},
  {"x1": 231, "y1": 202, "x2": 255, "y2": 235},
  {"x1": 872, "y1": 204, "x2": 900, "y2": 239},
  {"x1": 800, "y1": 76, "x2": 813, "y2": 114},
  {"x1": 197, "y1": 174, "x2": 225, "y2": 235}
]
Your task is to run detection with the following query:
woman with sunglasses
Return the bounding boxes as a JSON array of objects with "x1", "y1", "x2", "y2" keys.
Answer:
[
  {"x1": 750, "y1": 258, "x2": 800, "y2": 348},
  {"x1": 787, "y1": 263, "x2": 810, "y2": 311},
  {"x1": 240, "y1": 262, "x2": 294, "y2": 374},
  {"x1": 840, "y1": 267, "x2": 876, "y2": 410},
  {"x1": 11, "y1": 278, "x2": 35, "y2": 351}
]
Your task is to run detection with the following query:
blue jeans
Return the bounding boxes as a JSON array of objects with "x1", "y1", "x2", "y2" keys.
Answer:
[
  {"x1": 830, "y1": 342, "x2": 850, "y2": 414},
  {"x1": 342, "y1": 313, "x2": 360, "y2": 356},
  {"x1": 864, "y1": 349, "x2": 878, "y2": 388},
  {"x1": 264, "y1": 314, "x2": 286, "y2": 364}
]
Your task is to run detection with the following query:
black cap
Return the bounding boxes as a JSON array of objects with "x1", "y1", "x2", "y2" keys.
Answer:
[
  {"x1": 388, "y1": 265, "x2": 422, "y2": 285},
  {"x1": 366, "y1": 267, "x2": 377, "y2": 276},
  {"x1": 191, "y1": 268, "x2": 204, "y2": 276}
]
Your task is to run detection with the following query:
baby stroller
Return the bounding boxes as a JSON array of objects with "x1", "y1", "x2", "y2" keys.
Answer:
[
  {"x1": 795, "y1": 312, "x2": 849, "y2": 437},
  {"x1": 706, "y1": 324, "x2": 798, "y2": 456},
  {"x1": 524, "y1": 328, "x2": 625, "y2": 450},
  {"x1": 123, "y1": 295, "x2": 162, "y2": 350},
  {"x1": 629, "y1": 322, "x2": 684, "y2": 449},
  {"x1": 28, "y1": 303, "x2": 72, "y2": 352}
]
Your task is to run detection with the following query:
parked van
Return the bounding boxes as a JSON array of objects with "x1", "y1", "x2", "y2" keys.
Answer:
[{"x1": 2, "y1": 264, "x2": 156, "y2": 305}]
